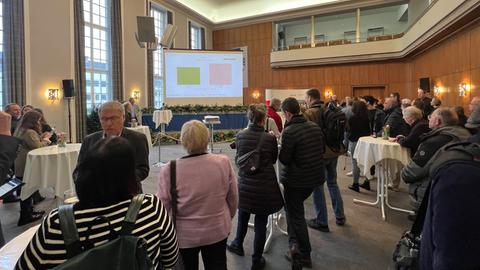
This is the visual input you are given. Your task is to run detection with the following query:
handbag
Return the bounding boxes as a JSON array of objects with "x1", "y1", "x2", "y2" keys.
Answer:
[
  {"x1": 392, "y1": 183, "x2": 430, "y2": 270},
  {"x1": 169, "y1": 160, "x2": 184, "y2": 270},
  {"x1": 236, "y1": 132, "x2": 266, "y2": 174}
]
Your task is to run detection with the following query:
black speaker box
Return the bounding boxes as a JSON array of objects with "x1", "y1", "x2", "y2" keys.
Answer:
[
  {"x1": 62, "y1": 79, "x2": 75, "y2": 98},
  {"x1": 419, "y1": 77, "x2": 430, "y2": 92}
]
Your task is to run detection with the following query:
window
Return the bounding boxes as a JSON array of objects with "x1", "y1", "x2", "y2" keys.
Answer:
[
  {"x1": 83, "y1": 0, "x2": 111, "y2": 112},
  {"x1": 190, "y1": 23, "x2": 202, "y2": 50},
  {"x1": 151, "y1": 4, "x2": 167, "y2": 109},
  {"x1": 0, "y1": 1, "x2": 4, "y2": 109}
]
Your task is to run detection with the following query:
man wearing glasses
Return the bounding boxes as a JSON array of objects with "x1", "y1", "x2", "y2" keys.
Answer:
[{"x1": 77, "y1": 101, "x2": 149, "y2": 183}]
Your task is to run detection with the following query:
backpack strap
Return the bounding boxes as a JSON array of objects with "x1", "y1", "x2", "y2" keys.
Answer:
[
  {"x1": 120, "y1": 194, "x2": 145, "y2": 235},
  {"x1": 170, "y1": 160, "x2": 178, "y2": 225},
  {"x1": 58, "y1": 204, "x2": 83, "y2": 259}
]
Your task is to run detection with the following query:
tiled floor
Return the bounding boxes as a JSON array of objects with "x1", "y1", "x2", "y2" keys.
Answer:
[{"x1": 1, "y1": 143, "x2": 412, "y2": 269}]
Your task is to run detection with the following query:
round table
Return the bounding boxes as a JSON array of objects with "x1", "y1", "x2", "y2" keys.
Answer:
[
  {"x1": 153, "y1": 110, "x2": 173, "y2": 129},
  {"x1": 126, "y1": 125, "x2": 152, "y2": 149},
  {"x1": 353, "y1": 136, "x2": 413, "y2": 220},
  {"x1": 21, "y1": 144, "x2": 81, "y2": 201}
]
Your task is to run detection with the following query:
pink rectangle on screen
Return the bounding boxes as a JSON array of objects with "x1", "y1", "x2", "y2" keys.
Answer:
[{"x1": 209, "y1": 64, "x2": 232, "y2": 85}]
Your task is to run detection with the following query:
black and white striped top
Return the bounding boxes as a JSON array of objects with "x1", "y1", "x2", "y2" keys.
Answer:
[{"x1": 15, "y1": 194, "x2": 178, "y2": 270}]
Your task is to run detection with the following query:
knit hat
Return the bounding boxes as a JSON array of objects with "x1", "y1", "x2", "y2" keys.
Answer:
[
  {"x1": 0, "y1": 111, "x2": 12, "y2": 135},
  {"x1": 466, "y1": 107, "x2": 480, "y2": 129}
]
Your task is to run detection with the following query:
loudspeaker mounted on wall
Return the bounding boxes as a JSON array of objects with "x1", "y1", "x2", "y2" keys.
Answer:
[
  {"x1": 136, "y1": 16, "x2": 155, "y2": 43},
  {"x1": 62, "y1": 79, "x2": 75, "y2": 98},
  {"x1": 419, "y1": 77, "x2": 430, "y2": 92},
  {"x1": 160, "y1": 24, "x2": 177, "y2": 49}
]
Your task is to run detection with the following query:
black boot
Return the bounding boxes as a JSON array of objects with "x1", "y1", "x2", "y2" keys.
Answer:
[
  {"x1": 18, "y1": 197, "x2": 45, "y2": 226},
  {"x1": 348, "y1": 183, "x2": 360, "y2": 192},
  {"x1": 359, "y1": 180, "x2": 371, "y2": 191}
]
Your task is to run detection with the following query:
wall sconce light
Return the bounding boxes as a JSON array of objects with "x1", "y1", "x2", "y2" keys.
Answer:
[
  {"x1": 252, "y1": 91, "x2": 261, "y2": 99},
  {"x1": 132, "y1": 90, "x2": 140, "y2": 100},
  {"x1": 433, "y1": 85, "x2": 441, "y2": 96},
  {"x1": 458, "y1": 83, "x2": 470, "y2": 97},
  {"x1": 47, "y1": 88, "x2": 60, "y2": 101},
  {"x1": 324, "y1": 90, "x2": 333, "y2": 99}
]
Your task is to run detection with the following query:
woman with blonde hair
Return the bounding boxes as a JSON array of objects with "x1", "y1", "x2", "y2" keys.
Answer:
[{"x1": 157, "y1": 120, "x2": 238, "y2": 270}]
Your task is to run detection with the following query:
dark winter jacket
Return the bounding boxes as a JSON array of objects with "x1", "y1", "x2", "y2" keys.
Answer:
[
  {"x1": 421, "y1": 161, "x2": 480, "y2": 270},
  {"x1": 397, "y1": 119, "x2": 431, "y2": 157},
  {"x1": 381, "y1": 106, "x2": 409, "y2": 137},
  {"x1": 347, "y1": 114, "x2": 370, "y2": 142},
  {"x1": 401, "y1": 125, "x2": 471, "y2": 208},
  {"x1": 279, "y1": 115, "x2": 325, "y2": 188},
  {"x1": 368, "y1": 108, "x2": 385, "y2": 134},
  {"x1": 235, "y1": 124, "x2": 283, "y2": 215}
]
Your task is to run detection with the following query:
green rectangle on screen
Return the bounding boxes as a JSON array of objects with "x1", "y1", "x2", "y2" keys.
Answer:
[{"x1": 177, "y1": 67, "x2": 201, "y2": 85}]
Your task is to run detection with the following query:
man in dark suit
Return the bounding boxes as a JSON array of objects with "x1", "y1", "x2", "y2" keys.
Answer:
[
  {"x1": 0, "y1": 111, "x2": 22, "y2": 247},
  {"x1": 77, "y1": 101, "x2": 149, "y2": 183}
]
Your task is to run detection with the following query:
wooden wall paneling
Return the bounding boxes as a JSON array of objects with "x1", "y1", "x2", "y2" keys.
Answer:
[
  {"x1": 470, "y1": 24, "x2": 480, "y2": 69},
  {"x1": 471, "y1": 67, "x2": 480, "y2": 98}
]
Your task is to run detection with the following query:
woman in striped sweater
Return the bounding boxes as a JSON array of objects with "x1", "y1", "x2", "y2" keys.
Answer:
[{"x1": 16, "y1": 137, "x2": 178, "y2": 270}]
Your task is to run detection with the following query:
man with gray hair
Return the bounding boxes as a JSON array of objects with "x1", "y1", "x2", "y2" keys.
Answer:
[
  {"x1": 4, "y1": 103, "x2": 21, "y2": 134},
  {"x1": 267, "y1": 98, "x2": 283, "y2": 133},
  {"x1": 402, "y1": 107, "x2": 471, "y2": 212},
  {"x1": 77, "y1": 101, "x2": 149, "y2": 183}
]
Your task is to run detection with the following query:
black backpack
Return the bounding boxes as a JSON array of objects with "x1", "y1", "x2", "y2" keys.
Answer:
[
  {"x1": 322, "y1": 106, "x2": 347, "y2": 153},
  {"x1": 53, "y1": 194, "x2": 153, "y2": 270}
]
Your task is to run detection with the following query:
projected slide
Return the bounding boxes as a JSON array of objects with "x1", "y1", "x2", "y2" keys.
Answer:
[{"x1": 165, "y1": 50, "x2": 243, "y2": 98}]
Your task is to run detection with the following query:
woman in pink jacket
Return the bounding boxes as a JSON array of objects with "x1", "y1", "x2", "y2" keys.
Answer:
[{"x1": 157, "y1": 120, "x2": 238, "y2": 270}]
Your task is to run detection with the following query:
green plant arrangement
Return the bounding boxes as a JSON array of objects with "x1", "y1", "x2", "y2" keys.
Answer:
[
  {"x1": 153, "y1": 129, "x2": 239, "y2": 145},
  {"x1": 142, "y1": 104, "x2": 248, "y2": 114},
  {"x1": 86, "y1": 108, "x2": 102, "y2": 134}
]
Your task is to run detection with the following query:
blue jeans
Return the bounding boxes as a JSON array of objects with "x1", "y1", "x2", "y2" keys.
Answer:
[
  {"x1": 349, "y1": 140, "x2": 361, "y2": 184},
  {"x1": 312, "y1": 157, "x2": 345, "y2": 226},
  {"x1": 231, "y1": 210, "x2": 269, "y2": 263}
]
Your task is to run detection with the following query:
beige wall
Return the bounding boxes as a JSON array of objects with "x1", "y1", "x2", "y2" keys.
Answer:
[
  {"x1": 123, "y1": 0, "x2": 147, "y2": 107},
  {"x1": 24, "y1": 0, "x2": 75, "y2": 140},
  {"x1": 22, "y1": 0, "x2": 213, "y2": 142}
]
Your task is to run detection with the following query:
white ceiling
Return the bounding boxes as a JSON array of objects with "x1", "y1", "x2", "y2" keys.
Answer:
[{"x1": 175, "y1": 0, "x2": 347, "y2": 23}]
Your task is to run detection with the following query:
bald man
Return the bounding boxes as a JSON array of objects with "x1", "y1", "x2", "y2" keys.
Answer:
[{"x1": 470, "y1": 96, "x2": 480, "y2": 113}]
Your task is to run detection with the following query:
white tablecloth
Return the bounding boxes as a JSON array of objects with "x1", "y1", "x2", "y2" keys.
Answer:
[
  {"x1": 353, "y1": 136, "x2": 410, "y2": 179},
  {"x1": 127, "y1": 125, "x2": 152, "y2": 148},
  {"x1": 0, "y1": 224, "x2": 40, "y2": 269},
  {"x1": 21, "y1": 144, "x2": 81, "y2": 201},
  {"x1": 153, "y1": 110, "x2": 172, "y2": 129}
]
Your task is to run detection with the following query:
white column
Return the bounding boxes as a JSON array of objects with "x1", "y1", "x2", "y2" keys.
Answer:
[
  {"x1": 356, "y1": 8, "x2": 360, "y2": 43},
  {"x1": 311, "y1": 15, "x2": 315, "y2": 48}
]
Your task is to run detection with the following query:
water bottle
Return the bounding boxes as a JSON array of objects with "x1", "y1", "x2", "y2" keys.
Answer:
[{"x1": 383, "y1": 125, "x2": 390, "y2": 140}]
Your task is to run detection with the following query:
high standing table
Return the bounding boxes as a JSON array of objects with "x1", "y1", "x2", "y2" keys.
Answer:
[
  {"x1": 152, "y1": 110, "x2": 173, "y2": 165},
  {"x1": 21, "y1": 144, "x2": 81, "y2": 201},
  {"x1": 353, "y1": 136, "x2": 414, "y2": 220}
]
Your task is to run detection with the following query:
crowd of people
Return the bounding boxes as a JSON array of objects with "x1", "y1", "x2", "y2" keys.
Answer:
[{"x1": 0, "y1": 89, "x2": 479, "y2": 269}]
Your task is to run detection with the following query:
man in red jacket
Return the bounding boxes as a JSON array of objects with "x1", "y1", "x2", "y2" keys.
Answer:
[{"x1": 267, "y1": 98, "x2": 283, "y2": 133}]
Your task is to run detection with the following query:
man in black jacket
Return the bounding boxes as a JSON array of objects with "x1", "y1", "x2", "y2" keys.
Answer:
[
  {"x1": 417, "y1": 88, "x2": 434, "y2": 118},
  {"x1": 402, "y1": 107, "x2": 471, "y2": 211},
  {"x1": 279, "y1": 97, "x2": 325, "y2": 269},
  {"x1": 77, "y1": 101, "x2": 149, "y2": 184},
  {"x1": 381, "y1": 97, "x2": 409, "y2": 137}
]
